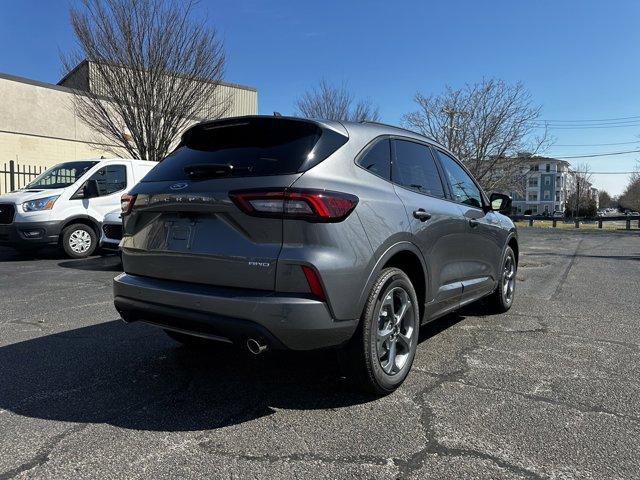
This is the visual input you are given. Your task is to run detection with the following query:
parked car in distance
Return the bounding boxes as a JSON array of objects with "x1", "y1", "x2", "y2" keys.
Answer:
[
  {"x1": 100, "y1": 210, "x2": 123, "y2": 252},
  {"x1": 113, "y1": 116, "x2": 519, "y2": 394},
  {"x1": 0, "y1": 158, "x2": 156, "y2": 258},
  {"x1": 553, "y1": 210, "x2": 564, "y2": 218},
  {"x1": 626, "y1": 211, "x2": 640, "y2": 216},
  {"x1": 599, "y1": 208, "x2": 619, "y2": 217}
]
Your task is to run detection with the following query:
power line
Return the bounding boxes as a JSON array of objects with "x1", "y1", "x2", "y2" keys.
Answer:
[
  {"x1": 539, "y1": 114, "x2": 640, "y2": 123},
  {"x1": 554, "y1": 140, "x2": 640, "y2": 147},
  {"x1": 533, "y1": 123, "x2": 640, "y2": 130},
  {"x1": 534, "y1": 119, "x2": 640, "y2": 127},
  {"x1": 554, "y1": 149, "x2": 640, "y2": 159},
  {"x1": 570, "y1": 171, "x2": 638, "y2": 174}
]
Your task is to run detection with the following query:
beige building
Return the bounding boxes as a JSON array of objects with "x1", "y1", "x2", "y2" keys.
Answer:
[{"x1": 0, "y1": 64, "x2": 258, "y2": 194}]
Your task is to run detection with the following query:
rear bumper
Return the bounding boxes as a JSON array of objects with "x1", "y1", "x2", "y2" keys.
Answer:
[
  {"x1": 113, "y1": 273, "x2": 358, "y2": 350},
  {"x1": 0, "y1": 220, "x2": 62, "y2": 247}
]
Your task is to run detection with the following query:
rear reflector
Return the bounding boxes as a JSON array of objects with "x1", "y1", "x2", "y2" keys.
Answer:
[
  {"x1": 301, "y1": 265, "x2": 326, "y2": 300},
  {"x1": 229, "y1": 188, "x2": 358, "y2": 222}
]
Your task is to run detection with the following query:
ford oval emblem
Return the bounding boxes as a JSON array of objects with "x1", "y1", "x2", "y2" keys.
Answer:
[{"x1": 170, "y1": 182, "x2": 189, "y2": 190}]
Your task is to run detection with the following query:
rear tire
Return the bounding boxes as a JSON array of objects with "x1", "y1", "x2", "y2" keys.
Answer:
[
  {"x1": 486, "y1": 246, "x2": 516, "y2": 313},
  {"x1": 345, "y1": 268, "x2": 420, "y2": 395},
  {"x1": 61, "y1": 223, "x2": 97, "y2": 259}
]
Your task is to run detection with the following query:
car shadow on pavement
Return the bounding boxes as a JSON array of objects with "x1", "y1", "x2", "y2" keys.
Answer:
[
  {"x1": 57, "y1": 254, "x2": 122, "y2": 272},
  {"x1": 0, "y1": 320, "x2": 371, "y2": 432},
  {"x1": 0, "y1": 246, "x2": 64, "y2": 262},
  {"x1": 0, "y1": 309, "x2": 470, "y2": 433}
]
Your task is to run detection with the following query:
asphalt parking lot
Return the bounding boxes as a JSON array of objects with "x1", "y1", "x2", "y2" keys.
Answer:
[{"x1": 1, "y1": 228, "x2": 639, "y2": 479}]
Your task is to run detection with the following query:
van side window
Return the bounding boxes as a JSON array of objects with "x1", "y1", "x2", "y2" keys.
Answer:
[
  {"x1": 357, "y1": 138, "x2": 391, "y2": 180},
  {"x1": 392, "y1": 140, "x2": 445, "y2": 198},
  {"x1": 88, "y1": 165, "x2": 127, "y2": 196},
  {"x1": 435, "y1": 150, "x2": 483, "y2": 208}
]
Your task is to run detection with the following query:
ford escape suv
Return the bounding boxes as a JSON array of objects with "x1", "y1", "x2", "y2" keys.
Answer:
[{"x1": 113, "y1": 116, "x2": 518, "y2": 394}]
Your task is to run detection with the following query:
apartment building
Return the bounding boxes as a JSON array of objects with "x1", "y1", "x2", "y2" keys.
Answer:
[{"x1": 510, "y1": 156, "x2": 573, "y2": 215}]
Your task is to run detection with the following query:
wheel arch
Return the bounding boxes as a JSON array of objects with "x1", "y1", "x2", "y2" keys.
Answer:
[
  {"x1": 506, "y1": 232, "x2": 519, "y2": 266},
  {"x1": 356, "y1": 241, "x2": 430, "y2": 323},
  {"x1": 59, "y1": 216, "x2": 101, "y2": 239}
]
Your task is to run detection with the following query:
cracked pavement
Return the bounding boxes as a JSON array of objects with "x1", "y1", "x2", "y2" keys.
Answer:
[{"x1": 1, "y1": 228, "x2": 639, "y2": 479}]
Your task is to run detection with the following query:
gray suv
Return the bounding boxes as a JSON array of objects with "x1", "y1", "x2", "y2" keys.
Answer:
[{"x1": 113, "y1": 116, "x2": 518, "y2": 394}]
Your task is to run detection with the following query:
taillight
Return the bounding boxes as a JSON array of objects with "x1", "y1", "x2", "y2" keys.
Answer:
[
  {"x1": 229, "y1": 188, "x2": 358, "y2": 222},
  {"x1": 121, "y1": 193, "x2": 137, "y2": 215},
  {"x1": 301, "y1": 265, "x2": 326, "y2": 300}
]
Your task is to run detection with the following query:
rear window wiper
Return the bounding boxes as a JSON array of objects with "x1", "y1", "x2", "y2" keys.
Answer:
[{"x1": 184, "y1": 164, "x2": 253, "y2": 179}]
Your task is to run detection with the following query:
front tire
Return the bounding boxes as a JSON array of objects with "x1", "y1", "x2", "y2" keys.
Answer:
[
  {"x1": 61, "y1": 223, "x2": 97, "y2": 259},
  {"x1": 487, "y1": 246, "x2": 516, "y2": 313},
  {"x1": 346, "y1": 267, "x2": 420, "y2": 395}
]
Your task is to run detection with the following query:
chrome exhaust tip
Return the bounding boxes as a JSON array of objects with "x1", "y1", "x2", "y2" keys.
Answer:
[{"x1": 246, "y1": 337, "x2": 268, "y2": 355}]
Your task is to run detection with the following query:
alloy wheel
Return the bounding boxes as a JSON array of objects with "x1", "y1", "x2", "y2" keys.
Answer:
[
  {"x1": 376, "y1": 286, "x2": 415, "y2": 375},
  {"x1": 502, "y1": 253, "x2": 516, "y2": 304}
]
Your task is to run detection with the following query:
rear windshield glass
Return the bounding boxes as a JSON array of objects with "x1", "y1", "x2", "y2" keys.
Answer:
[{"x1": 143, "y1": 118, "x2": 323, "y2": 181}]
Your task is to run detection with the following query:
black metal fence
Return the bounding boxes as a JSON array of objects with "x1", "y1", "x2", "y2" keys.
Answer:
[
  {"x1": 513, "y1": 215, "x2": 640, "y2": 230},
  {"x1": 1, "y1": 160, "x2": 47, "y2": 194}
]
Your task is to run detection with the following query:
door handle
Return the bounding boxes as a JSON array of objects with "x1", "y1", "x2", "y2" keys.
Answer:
[
  {"x1": 413, "y1": 209, "x2": 432, "y2": 222},
  {"x1": 469, "y1": 219, "x2": 479, "y2": 228}
]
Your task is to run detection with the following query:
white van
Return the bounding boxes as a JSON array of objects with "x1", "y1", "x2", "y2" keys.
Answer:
[{"x1": 0, "y1": 158, "x2": 156, "y2": 258}]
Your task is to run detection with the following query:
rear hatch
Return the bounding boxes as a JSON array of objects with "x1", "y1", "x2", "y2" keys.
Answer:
[{"x1": 121, "y1": 116, "x2": 348, "y2": 291}]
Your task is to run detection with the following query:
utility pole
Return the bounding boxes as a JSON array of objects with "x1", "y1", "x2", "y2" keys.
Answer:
[{"x1": 441, "y1": 107, "x2": 465, "y2": 149}]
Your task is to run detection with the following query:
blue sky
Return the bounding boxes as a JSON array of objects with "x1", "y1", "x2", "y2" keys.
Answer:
[{"x1": 1, "y1": 0, "x2": 639, "y2": 194}]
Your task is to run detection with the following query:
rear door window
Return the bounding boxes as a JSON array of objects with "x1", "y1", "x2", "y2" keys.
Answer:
[
  {"x1": 357, "y1": 138, "x2": 391, "y2": 180},
  {"x1": 143, "y1": 118, "x2": 336, "y2": 181},
  {"x1": 392, "y1": 140, "x2": 445, "y2": 198}
]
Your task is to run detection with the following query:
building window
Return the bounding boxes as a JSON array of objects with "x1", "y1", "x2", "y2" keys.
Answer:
[
  {"x1": 546, "y1": 164, "x2": 551, "y2": 172},
  {"x1": 543, "y1": 191, "x2": 551, "y2": 200},
  {"x1": 531, "y1": 205, "x2": 538, "y2": 213},
  {"x1": 528, "y1": 177, "x2": 538, "y2": 187},
  {"x1": 529, "y1": 164, "x2": 540, "y2": 172},
  {"x1": 544, "y1": 176, "x2": 551, "y2": 185},
  {"x1": 555, "y1": 191, "x2": 560, "y2": 202},
  {"x1": 528, "y1": 193, "x2": 538, "y2": 202}
]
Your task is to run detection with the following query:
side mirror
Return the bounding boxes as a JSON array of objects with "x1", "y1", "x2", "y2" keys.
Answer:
[
  {"x1": 82, "y1": 179, "x2": 100, "y2": 199},
  {"x1": 489, "y1": 193, "x2": 512, "y2": 215}
]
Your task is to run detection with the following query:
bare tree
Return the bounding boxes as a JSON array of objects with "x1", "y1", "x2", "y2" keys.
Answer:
[
  {"x1": 295, "y1": 80, "x2": 380, "y2": 122},
  {"x1": 62, "y1": 0, "x2": 228, "y2": 161},
  {"x1": 618, "y1": 161, "x2": 640, "y2": 212},
  {"x1": 567, "y1": 163, "x2": 595, "y2": 217},
  {"x1": 598, "y1": 190, "x2": 613, "y2": 209},
  {"x1": 402, "y1": 78, "x2": 550, "y2": 191}
]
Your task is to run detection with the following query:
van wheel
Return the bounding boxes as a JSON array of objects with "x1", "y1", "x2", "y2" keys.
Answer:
[
  {"x1": 486, "y1": 246, "x2": 516, "y2": 313},
  {"x1": 61, "y1": 223, "x2": 97, "y2": 259},
  {"x1": 345, "y1": 268, "x2": 420, "y2": 395}
]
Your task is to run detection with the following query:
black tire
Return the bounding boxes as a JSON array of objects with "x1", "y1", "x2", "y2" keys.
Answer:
[
  {"x1": 163, "y1": 329, "x2": 216, "y2": 347},
  {"x1": 61, "y1": 223, "x2": 97, "y2": 259},
  {"x1": 345, "y1": 267, "x2": 420, "y2": 395},
  {"x1": 486, "y1": 246, "x2": 516, "y2": 313}
]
